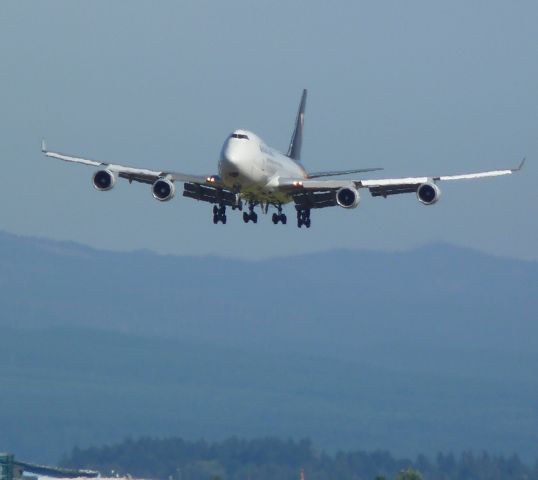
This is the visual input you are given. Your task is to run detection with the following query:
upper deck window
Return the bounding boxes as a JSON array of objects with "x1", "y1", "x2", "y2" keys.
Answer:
[{"x1": 231, "y1": 133, "x2": 249, "y2": 140}]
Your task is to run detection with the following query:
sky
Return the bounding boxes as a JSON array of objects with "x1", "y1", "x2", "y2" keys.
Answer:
[{"x1": 0, "y1": 0, "x2": 537, "y2": 259}]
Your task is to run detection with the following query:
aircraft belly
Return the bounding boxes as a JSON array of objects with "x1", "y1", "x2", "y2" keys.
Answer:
[
  {"x1": 219, "y1": 153, "x2": 294, "y2": 204},
  {"x1": 241, "y1": 184, "x2": 293, "y2": 204}
]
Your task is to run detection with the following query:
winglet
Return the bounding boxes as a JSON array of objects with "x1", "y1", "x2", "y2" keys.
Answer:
[
  {"x1": 513, "y1": 157, "x2": 526, "y2": 172},
  {"x1": 41, "y1": 139, "x2": 47, "y2": 153}
]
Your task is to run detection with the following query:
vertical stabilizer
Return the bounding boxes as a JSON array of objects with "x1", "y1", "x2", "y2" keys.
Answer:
[{"x1": 287, "y1": 89, "x2": 307, "y2": 161}]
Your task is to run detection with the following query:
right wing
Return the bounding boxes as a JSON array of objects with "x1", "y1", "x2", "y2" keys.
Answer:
[
  {"x1": 41, "y1": 141, "x2": 241, "y2": 206},
  {"x1": 42, "y1": 140, "x2": 211, "y2": 185}
]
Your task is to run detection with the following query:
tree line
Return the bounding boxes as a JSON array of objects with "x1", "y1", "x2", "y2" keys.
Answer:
[{"x1": 61, "y1": 437, "x2": 538, "y2": 480}]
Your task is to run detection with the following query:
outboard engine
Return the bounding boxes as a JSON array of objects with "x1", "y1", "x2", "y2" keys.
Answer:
[
  {"x1": 336, "y1": 186, "x2": 360, "y2": 209},
  {"x1": 417, "y1": 182, "x2": 441, "y2": 205},
  {"x1": 92, "y1": 169, "x2": 116, "y2": 191},
  {"x1": 152, "y1": 178, "x2": 175, "y2": 202}
]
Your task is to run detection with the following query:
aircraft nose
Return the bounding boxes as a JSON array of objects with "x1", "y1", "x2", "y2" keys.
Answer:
[{"x1": 221, "y1": 139, "x2": 242, "y2": 166}]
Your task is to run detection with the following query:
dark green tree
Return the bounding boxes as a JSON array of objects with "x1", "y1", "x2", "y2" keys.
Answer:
[{"x1": 396, "y1": 469, "x2": 422, "y2": 480}]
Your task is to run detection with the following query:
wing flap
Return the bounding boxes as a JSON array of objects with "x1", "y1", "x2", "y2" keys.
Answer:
[
  {"x1": 368, "y1": 184, "x2": 420, "y2": 197},
  {"x1": 293, "y1": 191, "x2": 337, "y2": 210},
  {"x1": 118, "y1": 172, "x2": 156, "y2": 185},
  {"x1": 169, "y1": 172, "x2": 220, "y2": 185},
  {"x1": 275, "y1": 177, "x2": 355, "y2": 190},
  {"x1": 183, "y1": 182, "x2": 238, "y2": 206}
]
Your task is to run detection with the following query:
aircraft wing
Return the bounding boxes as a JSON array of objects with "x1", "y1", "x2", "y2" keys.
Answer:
[
  {"x1": 42, "y1": 141, "x2": 214, "y2": 185},
  {"x1": 358, "y1": 160, "x2": 525, "y2": 197},
  {"x1": 41, "y1": 141, "x2": 244, "y2": 206},
  {"x1": 276, "y1": 159, "x2": 525, "y2": 208}
]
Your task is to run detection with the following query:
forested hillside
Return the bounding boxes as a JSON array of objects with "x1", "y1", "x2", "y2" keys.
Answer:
[
  {"x1": 0, "y1": 231, "x2": 537, "y2": 462},
  {"x1": 62, "y1": 437, "x2": 538, "y2": 480}
]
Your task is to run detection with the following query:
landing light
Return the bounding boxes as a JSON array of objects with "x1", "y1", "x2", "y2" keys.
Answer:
[
  {"x1": 206, "y1": 176, "x2": 217, "y2": 183},
  {"x1": 292, "y1": 181, "x2": 303, "y2": 187}
]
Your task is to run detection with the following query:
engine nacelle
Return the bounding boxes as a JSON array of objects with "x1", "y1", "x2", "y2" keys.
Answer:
[
  {"x1": 336, "y1": 186, "x2": 360, "y2": 209},
  {"x1": 92, "y1": 169, "x2": 116, "y2": 191},
  {"x1": 152, "y1": 178, "x2": 175, "y2": 202},
  {"x1": 417, "y1": 182, "x2": 441, "y2": 205}
]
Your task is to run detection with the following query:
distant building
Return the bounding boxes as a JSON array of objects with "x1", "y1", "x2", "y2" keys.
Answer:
[
  {"x1": 0, "y1": 453, "x2": 144, "y2": 480},
  {"x1": 0, "y1": 454, "x2": 15, "y2": 480},
  {"x1": 1, "y1": 453, "x2": 98, "y2": 480}
]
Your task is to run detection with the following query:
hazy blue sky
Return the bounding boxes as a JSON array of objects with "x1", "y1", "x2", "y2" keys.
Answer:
[{"x1": 1, "y1": 0, "x2": 537, "y2": 259}]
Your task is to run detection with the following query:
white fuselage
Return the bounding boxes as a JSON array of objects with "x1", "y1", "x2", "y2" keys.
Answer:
[{"x1": 219, "y1": 129, "x2": 307, "y2": 203}]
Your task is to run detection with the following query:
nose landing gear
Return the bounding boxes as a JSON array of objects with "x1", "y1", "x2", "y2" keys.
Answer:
[
  {"x1": 212, "y1": 204, "x2": 227, "y2": 224},
  {"x1": 297, "y1": 209, "x2": 311, "y2": 228}
]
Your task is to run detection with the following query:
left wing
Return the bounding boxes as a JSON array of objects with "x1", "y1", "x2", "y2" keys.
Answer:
[
  {"x1": 275, "y1": 159, "x2": 525, "y2": 208},
  {"x1": 359, "y1": 159, "x2": 525, "y2": 198}
]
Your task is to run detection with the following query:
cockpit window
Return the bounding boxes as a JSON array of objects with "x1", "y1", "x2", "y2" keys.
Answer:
[{"x1": 231, "y1": 133, "x2": 249, "y2": 140}]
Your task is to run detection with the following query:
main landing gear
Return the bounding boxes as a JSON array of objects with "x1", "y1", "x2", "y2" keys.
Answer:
[
  {"x1": 297, "y1": 208, "x2": 311, "y2": 228},
  {"x1": 211, "y1": 201, "x2": 308, "y2": 227},
  {"x1": 213, "y1": 204, "x2": 227, "y2": 224},
  {"x1": 272, "y1": 205, "x2": 287, "y2": 225},
  {"x1": 243, "y1": 202, "x2": 258, "y2": 223}
]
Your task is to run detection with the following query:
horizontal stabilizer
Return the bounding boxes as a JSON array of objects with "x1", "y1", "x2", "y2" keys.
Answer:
[{"x1": 308, "y1": 167, "x2": 383, "y2": 179}]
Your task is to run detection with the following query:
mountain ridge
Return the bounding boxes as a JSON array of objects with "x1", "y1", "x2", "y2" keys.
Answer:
[{"x1": 0, "y1": 230, "x2": 536, "y2": 463}]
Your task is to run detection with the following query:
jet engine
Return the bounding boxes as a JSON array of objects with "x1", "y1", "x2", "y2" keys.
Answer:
[
  {"x1": 336, "y1": 186, "x2": 360, "y2": 209},
  {"x1": 152, "y1": 178, "x2": 175, "y2": 202},
  {"x1": 92, "y1": 169, "x2": 116, "y2": 191},
  {"x1": 416, "y1": 182, "x2": 441, "y2": 205}
]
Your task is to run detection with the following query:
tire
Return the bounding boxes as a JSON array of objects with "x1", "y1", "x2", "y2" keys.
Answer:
[
  {"x1": 272, "y1": 213, "x2": 278, "y2": 224},
  {"x1": 243, "y1": 212, "x2": 249, "y2": 223},
  {"x1": 213, "y1": 215, "x2": 218, "y2": 224},
  {"x1": 213, "y1": 205, "x2": 218, "y2": 215},
  {"x1": 252, "y1": 214, "x2": 258, "y2": 224},
  {"x1": 222, "y1": 215, "x2": 227, "y2": 224},
  {"x1": 281, "y1": 215, "x2": 287, "y2": 225},
  {"x1": 305, "y1": 219, "x2": 311, "y2": 228}
]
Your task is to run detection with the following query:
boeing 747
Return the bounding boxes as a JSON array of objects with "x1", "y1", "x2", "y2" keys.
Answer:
[{"x1": 42, "y1": 90, "x2": 524, "y2": 228}]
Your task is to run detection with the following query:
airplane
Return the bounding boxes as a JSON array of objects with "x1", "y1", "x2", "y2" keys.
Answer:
[{"x1": 42, "y1": 89, "x2": 525, "y2": 228}]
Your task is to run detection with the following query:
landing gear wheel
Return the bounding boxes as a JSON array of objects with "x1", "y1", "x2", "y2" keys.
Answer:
[
  {"x1": 271, "y1": 205, "x2": 287, "y2": 225},
  {"x1": 243, "y1": 202, "x2": 258, "y2": 225},
  {"x1": 296, "y1": 209, "x2": 311, "y2": 228},
  {"x1": 212, "y1": 204, "x2": 227, "y2": 224}
]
